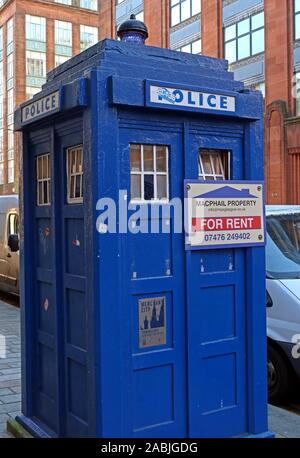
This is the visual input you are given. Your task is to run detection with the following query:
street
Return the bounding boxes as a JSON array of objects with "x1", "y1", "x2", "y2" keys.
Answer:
[{"x1": 0, "y1": 298, "x2": 21, "y2": 438}]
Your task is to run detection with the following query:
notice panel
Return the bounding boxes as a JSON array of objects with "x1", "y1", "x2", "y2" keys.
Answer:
[{"x1": 185, "y1": 181, "x2": 265, "y2": 250}]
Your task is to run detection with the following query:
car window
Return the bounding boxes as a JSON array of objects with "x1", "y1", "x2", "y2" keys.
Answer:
[{"x1": 266, "y1": 213, "x2": 300, "y2": 279}]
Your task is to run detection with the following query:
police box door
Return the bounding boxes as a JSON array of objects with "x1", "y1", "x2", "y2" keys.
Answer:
[{"x1": 186, "y1": 131, "x2": 248, "y2": 438}]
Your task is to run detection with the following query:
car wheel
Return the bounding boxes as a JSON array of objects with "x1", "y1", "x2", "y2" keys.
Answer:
[{"x1": 268, "y1": 344, "x2": 290, "y2": 403}]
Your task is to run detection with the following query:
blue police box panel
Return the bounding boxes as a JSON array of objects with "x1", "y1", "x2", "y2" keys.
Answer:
[{"x1": 14, "y1": 38, "x2": 273, "y2": 438}]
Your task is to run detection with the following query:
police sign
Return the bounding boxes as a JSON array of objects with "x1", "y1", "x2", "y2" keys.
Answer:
[
  {"x1": 185, "y1": 181, "x2": 265, "y2": 250},
  {"x1": 21, "y1": 90, "x2": 60, "y2": 124},
  {"x1": 148, "y1": 83, "x2": 236, "y2": 113}
]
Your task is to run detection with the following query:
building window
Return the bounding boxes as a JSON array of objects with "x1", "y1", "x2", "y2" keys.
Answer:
[
  {"x1": 26, "y1": 51, "x2": 46, "y2": 78},
  {"x1": 295, "y1": 0, "x2": 300, "y2": 40},
  {"x1": 37, "y1": 154, "x2": 51, "y2": 206},
  {"x1": 26, "y1": 86, "x2": 40, "y2": 100},
  {"x1": 25, "y1": 16, "x2": 46, "y2": 98},
  {"x1": 55, "y1": 54, "x2": 70, "y2": 68},
  {"x1": 55, "y1": 20, "x2": 72, "y2": 66},
  {"x1": 80, "y1": 25, "x2": 98, "y2": 51},
  {"x1": 0, "y1": 163, "x2": 3, "y2": 185},
  {"x1": 67, "y1": 145, "x2": 83, "y2": 203},
  {"x1": 55, "y1": 20, "x2": 72, "y2": 48},
  {"x1": 6, "y1": 17, "x2": 13, "y2": 55},
  {"x1": 54, "y1": 0, "x2": 98, "y2": 9},
  {"x1": 198, "y1": 150, "x2": 230, "y2": 180},
  {"x1": 224, "y1": 11, "x2": 264, "y2": 64},
  {"x1": 176, "y1": 38, "x2": 201, "y2": 54},
  {"x1": 55, "y1": 0, "x2": 72, "y2": 5},
  {"x1": 80, "y1": 0, "x2": 98, "y2": 10},
  {"x1": 171, "y1": 0, "x2": 201, "y2": 27},
  {"x1": 130, "y1": 144, "x2": 169, "y2": 201},
  {"x1": 8, "y1": 160, "x2": 14, "y2": 183},
  {"x1": 26, "y1": 15, "x2": 46, "y2": 43}
]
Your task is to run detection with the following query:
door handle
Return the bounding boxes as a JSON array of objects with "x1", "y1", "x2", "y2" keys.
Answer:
[{"x1": 7, "y1": 252, "x2": 11, "y2": 258}]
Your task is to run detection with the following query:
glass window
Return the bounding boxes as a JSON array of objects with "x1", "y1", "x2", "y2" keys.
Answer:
[
  {"x1": 25, "y1": 15, "x2": 46, "y2": 42},
  {"x1": 130, "y1": 144, "x2": 169, "y2": 201},
  {"x1": 67, "y1": 145, "x2": 83, "y2": 203},
  {"x1": 0, "y1": 163, "x2": 4, "y2": 185},
  {"x1": 171, "y1": 0, "x2": 201, "y2": 26},
  {"x1": 295, "y1": 0, "x2": 300, "y2": 40},
  {"x1": 8, "y1": 159, "x2": 14, "y2": 184},
  {"x1": 295, "y1": 72, "x2": 300, "y2": 115},
  {"x1": 55, "y1": 54, "x2": 70, "y2": 67},
  {"x1": 26, "y1": 51, "x2": 46, "y2": 77},
  {"x1": 224, "y1": 11, "x2": 265, "y2": 63},
  {"x1": 198, "y1": 149, "x2": 230, "y2": 180},
  {"x1": 266, "y1": 212, "x2": 300, "y2": 279},
  {"x1": 54, "y1": 0, "x2": 98, "y2": 9},
  {"x1": 176, "y1": 38, "x2": 201, "y2": 54},
  {"x1": 55, "y1": 20, "x2": 72, "y2": 47},
  {"x1": 80, "y1": 25, "x2": 98, "y2": 51},
  {"x1": 37, "y1": 153, "x2": 51, "y2": 206}
]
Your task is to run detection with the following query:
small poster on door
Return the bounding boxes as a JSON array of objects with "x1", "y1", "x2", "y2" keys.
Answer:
[{"x1": 139, "y1": 297, "x2": 166, "y2": 348}]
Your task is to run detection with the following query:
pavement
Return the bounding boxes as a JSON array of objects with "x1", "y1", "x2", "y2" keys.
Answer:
[
  {"x1": 0, "y1": 299, "x2": 21, "y2": 438},
  {"x1": 0, "y1": 299, "x2": 300, "y2": 439}
]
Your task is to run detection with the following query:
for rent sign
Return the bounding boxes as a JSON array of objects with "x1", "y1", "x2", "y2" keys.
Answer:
[{"x1": 185, "y1": 181, "x2": 265, "y2": 249}]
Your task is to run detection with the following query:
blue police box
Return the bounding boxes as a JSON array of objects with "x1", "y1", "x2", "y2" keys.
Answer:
[{"x1": 14, "y1": 27, "x2": 273, "y2": 438}]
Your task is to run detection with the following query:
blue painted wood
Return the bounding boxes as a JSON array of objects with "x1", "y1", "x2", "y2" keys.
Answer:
[{"x1": 16, "y1": 38, "x2": 271, "y2": 438}]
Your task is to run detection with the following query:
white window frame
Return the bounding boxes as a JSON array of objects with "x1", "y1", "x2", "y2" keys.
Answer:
[
  {"x1": 37, "y1": 153, "x2": 51, "y2": 206},
  {"x1": 198, "y1": 150, "x2": 230, "y2": 181},
  {"x1": 130, "y1": 144, "x2": 169, "y2": 203},
  {"x1": 66, "y1": 145, "x2": 83, "y2": 204}
]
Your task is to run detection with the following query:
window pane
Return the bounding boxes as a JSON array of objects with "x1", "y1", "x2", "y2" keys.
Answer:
[
  {"x1": 296, "y1": 14, "x2": 300, "y2": 40},
  {"x1": 156, "y1": 146, "x2": 167, "y2": 172},
  {"x1": 171, "y1": 5, "x2": 180, "y2": 26},
  {"x1": 143, "y1": 145, "x2": 154, "y2": 171},
  {"x1": 181, "y1": 0, "x2": 191, "y2": 22},
  {"x1": 131, "y1": 175, "x2": 141, "y2": 200},
  {"x1": 144, "y1": 175, "x2": 154, "y2": 200},
  {"x1": 130, "y1": 144, "x2": 141, "y2": 171},
  {"x1": 238, "y1": 35, "x2": 250, "y2": 60},
  {"x1": 225, "y1": 40, "x2": 236, "y2": 63},
  {"x1": 225, "y1": 24, "x2": 236, "y2": 41},
  {"x1": 211, "y1": 154, "x2": 223, "y2": 175},
  {"x1": 201, "y1": 154, "x2": 213, "y2": 174},
  {"x1": 181, "y1": 44, "x2": 191, "y2": 53},
  {"x1": 238, "y1": 18, "x2": 250, "y2": 36},
  {"x1": 157, "y1": 176, "x2": 167, "y2": 199},
  {"x1": 252, "y1": 28, "x2": 264, "y2": 55},
  {"x1": 75, "y1": 175, "x2": 81, "y2": 198},
  {"x1": 252, "y1": 12, "x2": 264, "y2": 30},
  {"x1": 192, "y1": 0, "x2": 201, "y2": 16},
  {"x1": 192, "y1": 39, "x2": 201, "y2": 54}
]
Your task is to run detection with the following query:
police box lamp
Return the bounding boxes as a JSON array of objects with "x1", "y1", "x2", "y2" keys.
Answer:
[{"x1": 117, "y1": 14, "x2": 149, "y2": 44}]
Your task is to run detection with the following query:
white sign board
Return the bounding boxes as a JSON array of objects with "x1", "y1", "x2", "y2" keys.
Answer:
[
  {"x1": 185, "y1": 181, "x2": 265, "y2": 249},
  {"x1": 22, "y1": 90, "x2": 60, "y2": 123},
  {"x1": 149, "y1": 85, "x2": 236, "y2": 113}
]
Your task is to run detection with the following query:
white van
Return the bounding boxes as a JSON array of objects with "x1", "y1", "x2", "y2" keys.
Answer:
[
  {"x1": 266, "y1": 205, "x2": 300, "y2": 402},
  {"x1": 0, "y1": 195, "x2": 19, "y2": 295}
]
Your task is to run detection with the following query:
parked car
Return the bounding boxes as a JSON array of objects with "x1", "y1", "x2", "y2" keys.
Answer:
[
  {"x1": 266, "y1": 205, "x2": 300, "y2": 402},
  {"x1": 0, "y1": 195, "x2": 19, "y2": 295}
]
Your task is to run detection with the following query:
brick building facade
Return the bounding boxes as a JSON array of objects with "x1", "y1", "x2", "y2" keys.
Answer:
[{"x1": 1, "y1": 0, "x2": 300, "y2": 203}]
